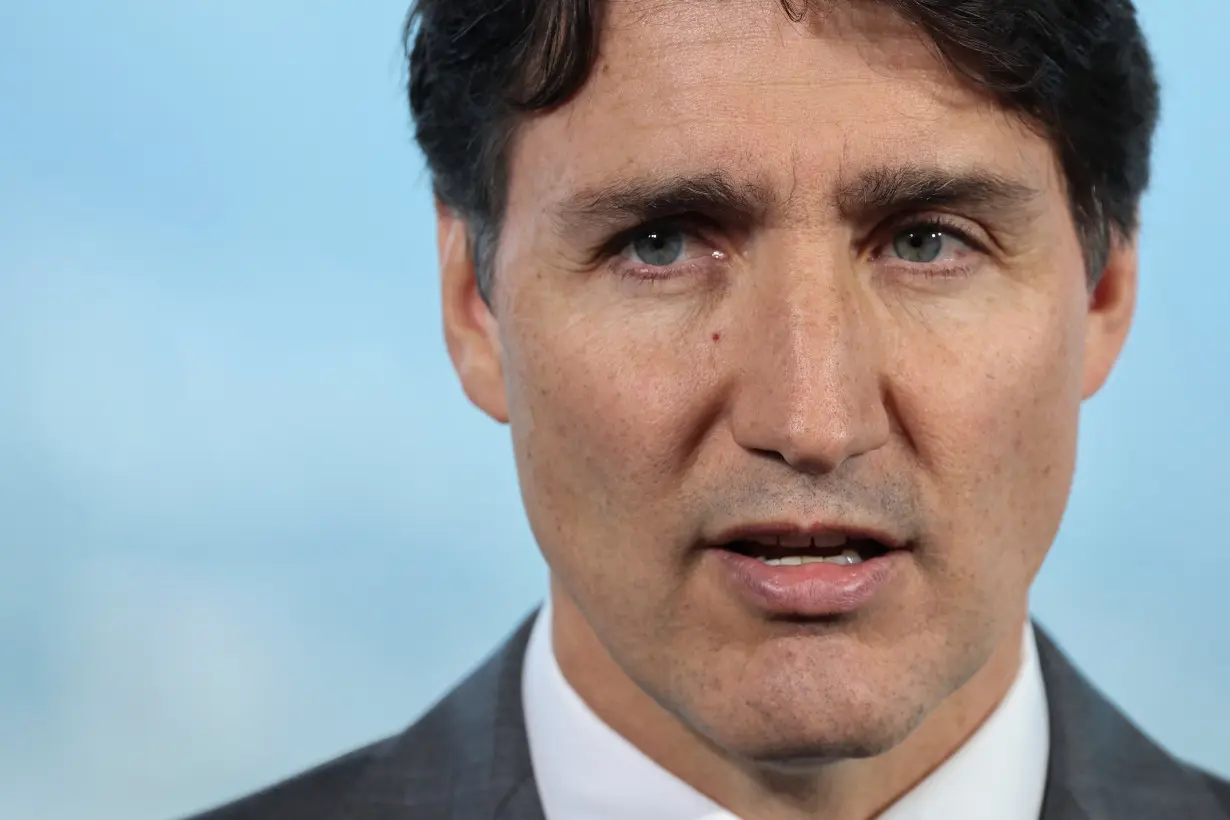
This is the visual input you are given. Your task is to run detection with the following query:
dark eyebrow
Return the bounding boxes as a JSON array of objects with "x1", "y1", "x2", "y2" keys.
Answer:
[
  {"x1": 835, "y1": 165, "x2": 1042, "y2": 222},
  {"x1": 552, "y1": 170, "x2": 777, "y2": 236},
  {"x1": 550, "y1": 165, "x2": 1042, "y2": 241}
]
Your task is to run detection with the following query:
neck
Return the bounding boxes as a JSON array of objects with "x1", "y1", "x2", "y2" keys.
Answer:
[{"x1": 549, "y1": 577, "x2": 1027, "y2": 820}]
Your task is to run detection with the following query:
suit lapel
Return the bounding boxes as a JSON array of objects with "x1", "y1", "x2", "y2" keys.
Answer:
[{"x1": 495, "y1": 777, "x2": 549, "y2": 820}]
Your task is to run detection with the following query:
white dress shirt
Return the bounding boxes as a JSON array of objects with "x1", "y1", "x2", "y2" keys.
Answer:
[{"x1": 523, "y1": 598, "x2": 1050, "y2": 820}]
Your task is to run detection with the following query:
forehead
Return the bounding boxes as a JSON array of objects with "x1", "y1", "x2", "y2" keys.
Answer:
[{"x1": 504, "y1": 0, "x2": 1065, "y2": 232}]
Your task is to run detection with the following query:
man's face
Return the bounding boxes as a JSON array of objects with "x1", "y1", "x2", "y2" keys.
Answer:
[{"x1": 443, "y1": 1, "x2": 1135, "y2": 761}]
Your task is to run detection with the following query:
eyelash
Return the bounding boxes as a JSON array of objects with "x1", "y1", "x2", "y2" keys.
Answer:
[
  {"x1": 603, "y1": 213, "x2": 990, "y2": 284},
  {"x1": 872, "y1": 214, "x2": 988, "y2": 278},
  {"x1": 603, "y1": 217, "x2": 724, "y2": 284}
]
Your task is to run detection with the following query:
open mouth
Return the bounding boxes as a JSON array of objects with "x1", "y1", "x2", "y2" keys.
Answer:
[
  {"x1": 710, "y1": 528, "x2": 905, "y2": 615},
  {"x1": 723, "y1": 535, "x2": 893, "y2": 567}
]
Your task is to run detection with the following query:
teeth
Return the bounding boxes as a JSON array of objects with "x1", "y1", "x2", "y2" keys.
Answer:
[
  {"x1": 759, "y1": 549, "x2": 864, "y2": 567},
  {"x1": 748, "y1": 533, "x2": 850, "y2": 549}
]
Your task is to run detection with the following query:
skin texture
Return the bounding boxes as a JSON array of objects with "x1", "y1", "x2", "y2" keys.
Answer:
[{"x1": 437, "y1": 2, "x2": 1138, "y2": 818}]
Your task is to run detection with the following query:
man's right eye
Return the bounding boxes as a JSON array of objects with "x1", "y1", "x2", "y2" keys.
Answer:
[{"x1": 621, "y1": 229, "x2": 688, "y2": 267}]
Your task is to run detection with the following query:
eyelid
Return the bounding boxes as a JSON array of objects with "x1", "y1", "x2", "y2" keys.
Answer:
[
  {"x1": 603, "y1": 217, "x2": 731, "y2": 288},
  {"x1": 598, "y1": 216, "x2": 728, "y2": 275},
  {"x1": 871, "y1": 213, "x2": 992, "y2": 259},
  {"x1": 604, "y1": 214, "x2": 716, "y2": 255}
]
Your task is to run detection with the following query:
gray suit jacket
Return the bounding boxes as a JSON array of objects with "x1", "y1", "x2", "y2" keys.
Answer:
[{"x1": 190, "y1": 614, "x2": 1229, "y2": 820}]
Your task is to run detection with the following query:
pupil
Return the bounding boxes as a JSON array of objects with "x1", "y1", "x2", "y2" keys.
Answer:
[
  {"x1": 634, "y1": 231, "x2": 684, "y2": 266},
  {"x1": 895, "y1": 228, "x2": 944, "y2": 263}
]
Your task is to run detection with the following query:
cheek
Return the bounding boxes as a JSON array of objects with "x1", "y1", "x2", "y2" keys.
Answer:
[
  {"x1": 500, "y1": 303, "x2": 719, "y2": 550},
  {"x1": 899, "y1": 295, "x2": 1086, "y2": 573}
]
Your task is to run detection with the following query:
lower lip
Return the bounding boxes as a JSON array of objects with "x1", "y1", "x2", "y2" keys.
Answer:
[{"x1": 713, "y1": 549, "x2": 906, "y2": 617}]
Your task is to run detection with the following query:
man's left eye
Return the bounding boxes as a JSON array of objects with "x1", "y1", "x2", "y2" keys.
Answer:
[
  {"x1": 622, "y1": 229, "x2": 689, "y2": 267},
  {"x1": 889, "y1": 226, "x2": 972, "y2": 264}
]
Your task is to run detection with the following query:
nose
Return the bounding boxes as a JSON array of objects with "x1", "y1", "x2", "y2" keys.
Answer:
[{"x1": 728, "y1": 266, "x2": 891, "y2": 474}]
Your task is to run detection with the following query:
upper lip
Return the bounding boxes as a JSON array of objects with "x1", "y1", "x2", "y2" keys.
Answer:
[{"x1": 708, "y1": 522, "x2": 908, "y2": 551}]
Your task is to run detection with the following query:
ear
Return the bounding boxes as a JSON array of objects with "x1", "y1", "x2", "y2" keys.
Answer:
[
  {"x1": 438, "y1": 203, "x2": 509, "y2": 423},
  {"x1": 1081, "y1": 234, "x2": 1139, "y2": 400}
]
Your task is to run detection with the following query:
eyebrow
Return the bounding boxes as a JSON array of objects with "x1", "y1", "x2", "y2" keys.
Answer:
[
  {"x1": 550, "y1": 164, "x2": 1043, "y2": 239},
  {"x1": 551, "y1": 170, "x2": 778, "y2": 236},
  {"x1": 834, "y1": 165, "x2": 1043, "y2": 222}
]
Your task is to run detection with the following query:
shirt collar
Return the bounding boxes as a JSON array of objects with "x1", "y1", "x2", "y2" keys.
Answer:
[{"x1": 523, "y1": 598, "x2": 1049, "y2": 820}]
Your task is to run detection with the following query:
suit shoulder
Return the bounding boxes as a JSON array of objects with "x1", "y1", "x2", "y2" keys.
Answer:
[
  {"x1": 183, "y1": 735, "x2": 397, "y2": 820},
  {"x1": 1198, "y1": 767, "x2": 1230, "y2": 816},
  {"x1": 181, "y1": 615, "x2": 538, "y2": 820}
]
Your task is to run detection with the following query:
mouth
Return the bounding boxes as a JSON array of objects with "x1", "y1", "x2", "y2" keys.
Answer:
[
  {"x1": 722, "y1": 533, "x2": 893, "y2": 567},
  {"x1": 708, "y1": 526, "x2": 907, "y2": 617}
]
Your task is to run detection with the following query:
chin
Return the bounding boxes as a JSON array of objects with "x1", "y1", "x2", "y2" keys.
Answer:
[
  {"x1": 737, "y1": 729, "x2": 914, "y2": 770},
  {"x1": 684, "y1": 679, "x2": 931, "y2": 769},
  {"x1": 730, "y1": 716, "x2": 920, "y2": 769}
]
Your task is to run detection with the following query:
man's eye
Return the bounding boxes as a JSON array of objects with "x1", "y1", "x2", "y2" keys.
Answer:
[
  {"x1": 622, "y1": 229, "x2": 687, "y2": 267},
  {"x1": 889, "y1": 226, "x2": 972, "y2": 264}
]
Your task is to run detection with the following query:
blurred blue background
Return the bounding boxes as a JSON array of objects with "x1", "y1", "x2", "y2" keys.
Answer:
[{"x1": 0, "y1": 2, "x2": 1226, "y2": 818}]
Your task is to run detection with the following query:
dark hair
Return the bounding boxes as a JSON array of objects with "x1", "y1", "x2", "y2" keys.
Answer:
[{"x1": 405, "y1": 0, "x2": 1160, "y2": 298}]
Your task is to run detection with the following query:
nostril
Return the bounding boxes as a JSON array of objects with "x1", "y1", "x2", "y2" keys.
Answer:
[{"x1": 750, "y1": 447, "x2": 791, "y2": 466}]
